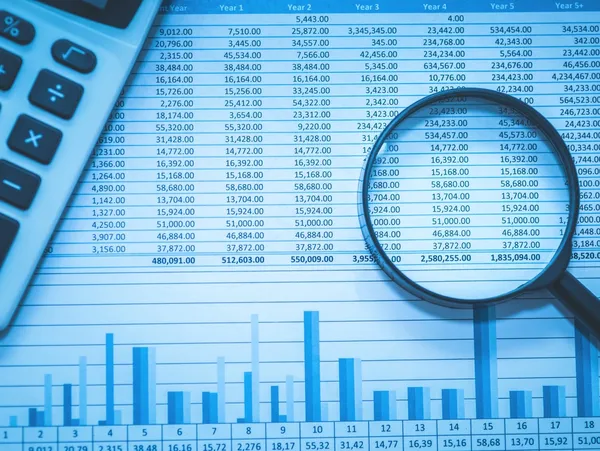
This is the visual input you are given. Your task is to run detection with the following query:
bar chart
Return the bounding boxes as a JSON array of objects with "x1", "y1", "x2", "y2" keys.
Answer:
[{"x1": 5, "y1": 307, "x2": 599, "y2": 428}]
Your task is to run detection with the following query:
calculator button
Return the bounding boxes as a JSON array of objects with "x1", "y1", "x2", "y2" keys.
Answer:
[
  {"x1": 0, "y1": 160, "x2": 41, "y2": 210},
  {"x1": 0, "y1": 213, "x2": 19, "y2": 268},
  {"x1": 52, "y1": 39, "x2": 97, "y2": 74},
  {"x1": 0, "y1": 47, "x2": 22, "y2": 91},
  {"x1": 8, "y1": 115, "x2": 62, "y2": 165},
  {"x1": 0, "y1": 11, "x2": 35, "y2": 45},
  {"x1": 29, "y1": 70, "x2": 83, "y2": 119}
]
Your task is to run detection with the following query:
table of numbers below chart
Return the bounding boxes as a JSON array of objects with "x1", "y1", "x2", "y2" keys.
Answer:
[
  {"x1": 35, "y1": 5, "x2": 600, "y2": 282},
  {"x1": 3, "y1": 418, "x2": 600, "y2": 451}
]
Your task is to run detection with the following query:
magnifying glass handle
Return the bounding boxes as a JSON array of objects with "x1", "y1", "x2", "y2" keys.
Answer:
[{"x1": 550, "y1": 271, "x2": 600, "y2": 338}]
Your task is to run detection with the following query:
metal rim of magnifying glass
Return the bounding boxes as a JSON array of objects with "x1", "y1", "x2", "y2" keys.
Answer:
[{"x1": 358, "y1": 87, "x2": 580, "y2": 308}]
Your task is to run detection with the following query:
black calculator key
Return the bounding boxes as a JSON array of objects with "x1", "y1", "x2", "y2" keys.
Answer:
[
  {"x1": 52, "y1": 39, "x2": 96, "y2": 74},
  {"x1": 29, "y1": 70, "x2": 83, "y2": 119},
  {"x1": 0, "y1": 213, "x2": 19, "y2": 268},
  {"x1": 8, "y1": 115, "x2": 62, "y2": 164},
  {"x1": 0, "y1": 160, "x2": 40, "y2": 210},
  {"x1": 0, "y1": 11, "x2": 35, "y2": 45},
  {"x1": 0, "y1": 47, "x2": 22, "y2": 91}
]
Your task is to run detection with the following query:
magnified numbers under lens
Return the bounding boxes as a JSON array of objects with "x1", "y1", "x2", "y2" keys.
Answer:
[{"x1": 363, "y1": 92, "x2": 570, "y2": 301}]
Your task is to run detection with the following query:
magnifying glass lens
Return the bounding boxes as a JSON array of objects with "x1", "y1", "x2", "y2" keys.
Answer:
[{"x1": 366, "y1": 95, "x2": 570, "y2": 300}]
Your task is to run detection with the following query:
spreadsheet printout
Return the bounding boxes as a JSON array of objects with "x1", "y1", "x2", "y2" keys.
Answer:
[{"x1": 2, "y1": 0, "x2": 600, "y2": 450}]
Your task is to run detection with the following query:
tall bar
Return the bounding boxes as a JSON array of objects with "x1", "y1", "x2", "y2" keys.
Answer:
[
  {"x1": 79, "y1": 356, "x2": 87, "y2": 425},
  {"x1": 44, "y1": 374, "x2": 52, "y2": 426},
  {"x1": 148, "y1": 347, "x2": 157, "y2": 424},
  {"x1": 408, "y1": 387, "x2": 431, "y2": 420},
  {"x1": 271, "y1": 386, "x2": 280, "y2": 422},
  {"x1": 244, "y1": 372, "x2": 253, "y2": 422},
  {"x1": 442, "y1": 389, "x2": 465, "y2": 420},
  {"x1": 286, "y1": 376, "x2": 295, "y2": 422},
  {"x1": 509, "y1": 390, "x2": 532, "y2": 419},
  {"x1": 473, "y1": 306, "x2": 499, "y2": 419},
  {"x1": 321, "y1": 403, "x2": 329, "y2": 421},
  {"x1": 304, "y1": 311, "x2": 321, "y2": 422},
  {"x1": 575, "y1": 322, "x2": 600, "y2": 417},
  {"x1": 105, "y1": 333, "x2": 115, "y2": 425},
  {"x1": 251, "y1": 315, "x2": 260, "y2": 422},
  {"x1": 217, "y1": 357, "x2": 226, "y2": 423},
  {"x1": 339, "y1": 358, "x2": 356, "y2": 421},
  {"x1": 63, "y1": 384, "x2": 73, "y2": 426},
  {"x1": 543, "y1": 386, "x2": 567, "y2": 418},
  {"x1": 133, "y1": 347, "x2": 151, "y2": 425}
]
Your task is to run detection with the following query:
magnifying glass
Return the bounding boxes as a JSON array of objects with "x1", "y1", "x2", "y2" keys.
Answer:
[{"x1": 359, "y1": 87, "x2": 600, "y2": 336}]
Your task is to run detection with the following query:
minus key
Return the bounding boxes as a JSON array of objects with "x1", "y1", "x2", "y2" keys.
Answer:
[{"x1": 0, "y1": 160, "x2": 40, "y2": 210}]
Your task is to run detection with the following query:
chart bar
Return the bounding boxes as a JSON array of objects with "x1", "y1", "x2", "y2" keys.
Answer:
[
  {"x1": 105, "y1": 333, "x2": 115, "y2": 426},
  {"x1": 183, "y1": 392, "x2": 191, "y2": 424},
  {"x1": 202, "y1": 392, "x2": 219, "y2": 424},
  {"x1": 271, "y1": 386, "x2": 280, "y2": 422},
  {"x1": 442, "y1": 389, "x2": 465, "y2": 420},
  {"x1": 339, "y1": 358, "x2": 356, "y2": 421},
  {"x1": 217, "y1": 357, "x2": 226, "y2": 423},
  {"x1": 321, "y1": 403, "x2": 329, "y2": 421},
  {"x1": 574, "y1": 321, "x2": 600, "y2": 417},
  {"x1": 251, "y1": 314, "x2": 260, "y2": 422},
  {"x1": 28, "y1": 408, "x2": 37, "y2": 427},
  {"x1": 133, "y1": 347, "x2": 151, "y2": 425},
  {"x1": 168, "y1": 391, "x2": 184, "y2": 424},
  {"x1": 36, "y1": 410, "x2": 44, "y2": 427},
  {"x1": 79, "y1": 356, "x2": 87, "y2": 426},
  {"x1": 373, "y1": 391, "x2": 390, "y2": 421},
  {"x1": 9, "y1": 416, "x2": 17, "y2": 427},
  {"x1": 210, "y1": 392, "x2": 218, "y2": 424},
  {"x1": 44, "y1": 374, "x2": 52, "y2": 426},
  {"x1": 63, "y1": 384, "x2": 73, "y2": 426},
  {"x1": 244, "y1": 372, "x2": 253, "y2": 423},
  {"x1": 473, "y1": 306, "x2": 499, "y2": 419},
  {"x1": 114, "y1": 410, "x2": 122, "y2": 425},
  {"x1": 148, "y1": 347, "x2": 156, "y2": 424},
  {"x1": 408, "y1": 387, "x2": 430, "y2": 420},
  {"x1": 509, "y1": 390, "x2": 532, "y2": 419},
  {"x1": 286, "y1": 375, "x2": 294, "y2": 422},
  {"x1": 202, "y1": 392, "x2": 210, "y2": 424},
  {"x1": 354, "y1": 359, "x2": 363, "y2": 421},
  {"x1": 304, "y1": 311, "x2": 321, "y2": 422},
  {"x1": 543, "y1": 386, "x2": 567, "y2": 418}
]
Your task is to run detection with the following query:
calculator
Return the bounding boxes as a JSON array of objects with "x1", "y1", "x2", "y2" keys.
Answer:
[{"x1": 0, "y1": 0, "x2": 162, "y2": 330}]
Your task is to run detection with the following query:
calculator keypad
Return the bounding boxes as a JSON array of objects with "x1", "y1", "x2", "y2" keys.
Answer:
[
  {"x1": 8, "y1": 115, "x2": 63, "y2": 164},
  {"x1": 0, "y1": 160, "x2": 41, "y2": 210},
  {"x1": 0, "y1": 47, "x2": 22, "y2": 91},
  {"x1": 29, "y1": 69, "x2": 83, "y2": 119},
  {"x1": 52, "y1": 39, "x2": 97, "y2": 74},
  {"x1": 0, "y1": 10, "x2": 35, "y2": 45},
  {"x1": 0, "y1": 213, "x2": 19, "y2": 268}
]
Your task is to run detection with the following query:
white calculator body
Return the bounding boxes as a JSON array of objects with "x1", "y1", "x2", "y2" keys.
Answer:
[{"x1": 0, "y1": 0, "x2": 162, "y2": 330}]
